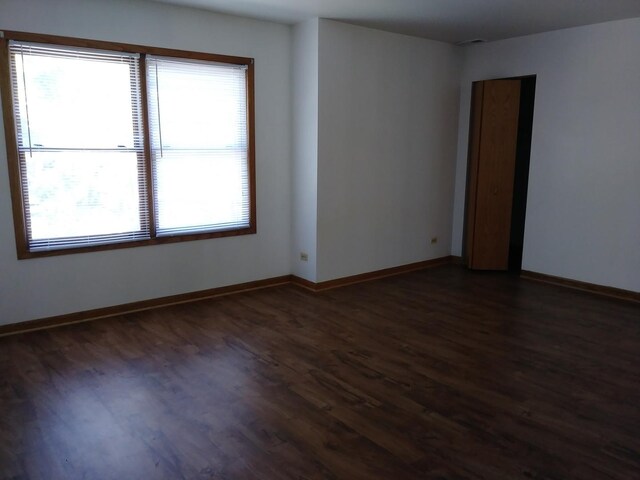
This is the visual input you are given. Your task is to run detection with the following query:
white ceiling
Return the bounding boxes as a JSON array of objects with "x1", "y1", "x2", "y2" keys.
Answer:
[{"x1": 148, "y1": 0, "x2": 640, "y2": 44}]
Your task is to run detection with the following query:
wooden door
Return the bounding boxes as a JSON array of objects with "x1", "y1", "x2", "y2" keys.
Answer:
[{"x1": 465, "y1": 79, "x2": 521, "y2": 270}]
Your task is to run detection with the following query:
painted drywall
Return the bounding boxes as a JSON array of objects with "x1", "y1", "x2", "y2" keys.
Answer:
[
  {"x1": 316, "y1": 20, "x2": 461, "y2": 282},
  {"x1": 291, "y1": 19, "x2": 319, "y2": 281},
  {"x1": 0, "y1": 0, "x2": 292, "y2": 325},
  {"x1": 451, "y1": 18, "x2": 640, "y2": 292}
]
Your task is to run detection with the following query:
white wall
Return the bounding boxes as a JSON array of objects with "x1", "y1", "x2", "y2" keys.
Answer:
[
  {"x1": 316, "y1": 20, "x2": 461, "y2": 282},
  {"x1": 0, "y1": 0, "x2": 292, "y2": 325},
  {"x1": 451, "y1": 18, "x2": 640, "y2": 292},
  {"x1": 291, "y1": 19, "x2": 319, "y2": 281}
]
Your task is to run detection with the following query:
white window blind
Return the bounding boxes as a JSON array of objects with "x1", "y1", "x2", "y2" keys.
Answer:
[
  {"x1": 146, "y1": 56, "x2": 250, "y2": 236},
  {"x1": 8, "y1": 41, "x2": 148, "y2": 251}
]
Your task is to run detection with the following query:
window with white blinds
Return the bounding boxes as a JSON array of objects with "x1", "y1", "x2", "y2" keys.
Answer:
[
  {"x1": 2, "y1": 32, "x2": 255, "y2": 258},
  {"x1": 8, "y1": 41, "x2": 148, "y2": 251},
  {"x1": 146, "y1": 56, "x2": 250, "y2": 236}
]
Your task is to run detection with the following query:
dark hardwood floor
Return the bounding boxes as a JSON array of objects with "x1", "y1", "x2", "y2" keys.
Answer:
[{"x1": 1, "y1": 265, "x2": 639, "y2": 479}]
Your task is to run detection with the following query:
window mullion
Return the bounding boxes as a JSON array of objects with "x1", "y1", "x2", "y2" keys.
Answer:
[{"x1": 138, "y1": 54, "x2": 157, "y2": 239}]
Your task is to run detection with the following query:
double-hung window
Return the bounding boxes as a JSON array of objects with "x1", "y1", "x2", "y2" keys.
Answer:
[{"x1": 1, "y1": 31, "x2": 255, "y2": 258}]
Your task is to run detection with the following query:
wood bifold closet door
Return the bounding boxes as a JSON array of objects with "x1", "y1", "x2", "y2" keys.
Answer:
[{"x1": 465, "y1": 79, "x2": 521, "y2": 270}]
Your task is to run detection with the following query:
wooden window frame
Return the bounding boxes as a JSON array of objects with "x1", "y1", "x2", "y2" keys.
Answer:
[{"x1": 0, "y1": 30, "x2": 256, "y2": 259}]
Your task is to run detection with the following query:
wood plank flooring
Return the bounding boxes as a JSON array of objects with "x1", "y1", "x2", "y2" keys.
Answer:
[{"x1": 1, "y1": 265, "x2": 639, "y2": 479}]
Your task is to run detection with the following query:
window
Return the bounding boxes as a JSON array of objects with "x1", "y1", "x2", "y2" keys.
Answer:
[
  {"x1": 147, "y1": 56, "x2": 250, "y2": 236},
  {"x1": 0, "y1": 31, "x2": 255, "y2": 258}
]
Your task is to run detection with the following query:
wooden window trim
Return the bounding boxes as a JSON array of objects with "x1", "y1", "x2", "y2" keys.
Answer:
[{"x1": 0, "y1": 30, "x2": 256, "y2": 259}]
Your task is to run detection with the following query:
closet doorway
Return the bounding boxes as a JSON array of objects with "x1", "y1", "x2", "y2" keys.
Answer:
[{"x1": 463, "y1": 76, "x2": 536, "y2": 271}]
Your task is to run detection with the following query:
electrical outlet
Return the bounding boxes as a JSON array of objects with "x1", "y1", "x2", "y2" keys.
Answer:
[
  {"x1": 300, "y1": 252, "x2": 309, "y2": 262},
  {"x1": 430, "y1": 237, "x2": 438, "y2": 245}
]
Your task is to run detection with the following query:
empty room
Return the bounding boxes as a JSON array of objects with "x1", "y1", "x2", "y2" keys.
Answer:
[{"x1": 0, "y1": 0, "x2": 639, "y2": 478}]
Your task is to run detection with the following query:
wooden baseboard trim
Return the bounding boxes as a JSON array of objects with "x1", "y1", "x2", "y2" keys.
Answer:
[
  {"x1": 521, "y1": 270, "x2": 640, "y2": 304},
  {"x1": 0, "y1": 275, "x2": 293, "y2": 337},
  {"x1": 292, "y1": 256, "x2": 455, "y2": 292},
  {"x1": 290, "y1": 275, "x2": 318, "y2": 291},
  {"x1": 0, "y1": 256, "x2": 458, "y2": 337}
]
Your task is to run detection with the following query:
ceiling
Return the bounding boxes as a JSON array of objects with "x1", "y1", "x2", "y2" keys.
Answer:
[{"x1": 147, "y1": 0, "x2": 640, "y2": 44}]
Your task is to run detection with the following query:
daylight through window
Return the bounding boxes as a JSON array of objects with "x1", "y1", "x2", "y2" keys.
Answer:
[{"x1": 2, "y1": 33, "x2": 255, "y2": 258}]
